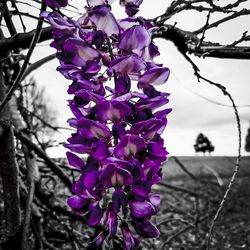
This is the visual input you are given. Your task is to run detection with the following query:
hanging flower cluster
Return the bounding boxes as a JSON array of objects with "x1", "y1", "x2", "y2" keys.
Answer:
[{"x1": 43, "y1": 0, "x2": 171, "y2": 248}]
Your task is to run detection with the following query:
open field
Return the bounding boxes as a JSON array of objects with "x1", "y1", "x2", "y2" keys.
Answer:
[
  {"x1": 164, "y1": 156, "x2": 250, "y2": 179},
  {"x1": 149, "y1": 156, "x2": 250, "y2": 250}
]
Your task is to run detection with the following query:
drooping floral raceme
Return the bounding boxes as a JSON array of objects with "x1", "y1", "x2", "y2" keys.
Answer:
[{"x1": 43, "y1": 0, "x2": 171, "y2": 248}]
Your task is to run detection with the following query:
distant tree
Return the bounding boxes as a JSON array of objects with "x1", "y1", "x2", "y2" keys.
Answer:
[
  {"x1": 194, "y1": 133, "x2": 215, "y2": 156},
  {"x1": 245, "y1": 124, "x2": 250, "y2": 152},
  {"x1": 17, "y1": 77, "x2": 57, "y2": 151}
]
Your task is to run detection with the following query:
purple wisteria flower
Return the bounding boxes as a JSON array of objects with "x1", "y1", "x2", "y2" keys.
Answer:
[
  {"x1": 120, "y1": 0, "x2": 143, "y2": 16},
  {"x1": 44, "y1": 0, "x2": 68, "y2": 8},
  {"x1": 44, "y1": 0, "x2": 171, "y2": 249}
]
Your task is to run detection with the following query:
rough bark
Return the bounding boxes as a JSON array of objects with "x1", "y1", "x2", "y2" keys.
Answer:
[
  {"x1": 0, "y1": 27, "x2": 52, "y2": 58},
  {"x1": 154, "y1": 25, "x2": 250, "y2": 60},
  {"x1": 0, "y1": 64, "x2": 20, "y2": 244}
]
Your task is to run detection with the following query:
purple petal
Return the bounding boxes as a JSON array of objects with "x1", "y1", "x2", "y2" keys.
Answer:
[
  {"x1": 114, "y1": 91, "x2": 147, "y2": 102},
  {"x1": 90, "y1": 231, "x2": 107, "y2": 247},
  {"x1": 136, "y1": 93, "x2": 169, "y2": 111},
  {"x1": 100, "y1": 164, "x2": 133, "y2": 187},
  {"x1": 114, "y1": 135, "x2": 146, "y2": 158},
  {"x1": 66, "y1": 152, "x2": 85, "y2": 169},
  {"x1": 67, "y1": 132, "x2": 93, "y2": 146},
  {"x1": 44, "y1": 0, "x2": 68, "y2": 8},
  {"x1": 125, "y1": 3, "x2": 140, "y2": 17},
  {"x1": 88, "y1": 6, "x2": 120, "y2": 36},
  {"x1": 138, "y1": 67, "x2": 170, "y2": 88},
  {"x1": 154, "y1": 108, "x2": 172, "y2": 120},
  {"x1": 130, "y1": 200, "x2": 156, "y2": 218},
  {"x1": 149, "y1": 194, "x2": 160, "y2": 210},
  {"x1": 119, "y1": 17, "x2": 140, "y2": 30},
  {"x1": 67, "y1": 118, "x2": 78, "y2": 128},
  {"x1": 148, "y1": 142, "x2": 168, "y2": 158},
  {"x1": 142, "y1": 158, "x2": 160, "y2": 176},
  {"x1": 64, "y1": 143, "x2": 92, "y2": 154},
  {"x1": 119, "y1": 25, "x2": 151, "y2": 55},
  {"x1": 141, "y1": 43, "x2": 160, "y2": 62},
  {"x1": 64, "y1": 38, "x2": 99, "y2": 67},
  {"x1": 68, "y1": 102, "x2": 90, "y2": 120},
  {"x1": 121, "y1": 223, "x2": 136, "y2": 250},
  {"x1": 96, "y1": 100, "x2": 132, "y2": 122},
  {"x1": 84, "y1": 60, "x2": 101, "y2": 74},
  {"x1": 143, "y1": 85, "x2": 161, "y2": 98},
  {"x1": 130, "y1": 118, "x2": 163, "y2": 140},
  {"x1": 42, "y1": 11, "x2": 74, "y2": 31},
  {"x1": 104, "y1": 207, "x2": 118, "y2": 239},
  {"x1": 132, "y1": 183, "x2": 148, "y2": 198},
  {"x1": 109, "y1": 55, "x2": 146, "y2": 75},
  {"x1": 67, "y1": 195, "x2": 89, "y2": 209},
  {"x1": 88, "y1": 202, "x2": 103, "y2": 226},
  {"x1": 132, "y1": 218, "x2": 160, "y2": 238},
  {"x1": 85, "y1": 30, "x2": 105, "y2": 49},
  {"x1": 77, "y1": 118, "x2": 112, "y2": 139},
  {"x1": 120, "y1": 0, "x2": 143, "y2": 16},
  {"x1": 72, "y1": 179, "x2": 85, "y2": 194},
  {"x1": 75, "y1": 89, "x2": 104, "y2": 104},
  {"x1": 93, "y1": 141, "x2": 110, "y2": 160},
  {"x1": 112, "y1": 123, "x2": 126, "y2": 144},
  {"x1": 120, "y1": 0, "x2": 143, "y2": 6},
  {"x1": 57, "y1": 64, "x2": 81, "y2": 80},
  {"x1": 68, "y1": 81, "x2": 81, "y2": 94},
  {"x1": 112, "y1": 188, "x2": 127, "y2": 214},
  {"x1": 84, "y1": 170, "x2": 99, "y2": 190},
  {"x1": 114, "y1": 75, "x2": 131, "y2": 95}
]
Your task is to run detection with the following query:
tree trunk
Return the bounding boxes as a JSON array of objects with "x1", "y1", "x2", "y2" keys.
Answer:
[{"x1": 0, "y1": 63, "x2": 21, "y2": 248}]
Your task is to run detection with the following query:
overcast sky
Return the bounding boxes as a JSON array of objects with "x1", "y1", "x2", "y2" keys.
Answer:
[{"x1": 11, "y1": 0, "x2": 250, "y2": 157}]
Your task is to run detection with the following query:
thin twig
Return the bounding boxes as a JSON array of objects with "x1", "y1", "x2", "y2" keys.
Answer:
[
  {"x1": 197, "y1": 11, "x2": 211, "y2": 47},
  {"x1": 0, "y1": 1, "x2": 7, "y2": 25},
  {"x1": 36, "y1": 217, "x2": 60, "y2": 250},
  {"x1": 23, "y1": 53, "x2": 56, "y2": 79},
  {"x1": 160, "y1": 214, "x2": 209, "y2": 248},
  {"x1": 229, "y1": 31, "x2": 250, "y2": 46},
  {"x1": 14, "y1": 128, "x2": 72, "y2": 190},
  {"x1": 197, "y1": 76, "x2": 242, "y2": 250},
  {"x1": 21, "y1": 147, "x2": 36, "y2": 250},
  {"x1": 178, "y1": 44, "x2": 242, "y2": 248},
  {"x1": 157, "y1": 182, "x2": 200, "y2": 197},
  {"x1": 10, "y1": 0, "x2": 26, "y2": 32},
  {"x1": 170, "y1": 156, "x2": 200, "y2": 181},
  {"x1": 0, "y1": 1, "x2": 46, "y2": 114},
  {"x1": 194, "y1": 8, "x2": 250, "y2": 34},
  {"x1": 19, "y1": 104, "x2": 73, "y2": 132}
]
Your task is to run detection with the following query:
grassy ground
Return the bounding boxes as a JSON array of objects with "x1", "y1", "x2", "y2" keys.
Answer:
[{"x1": 140, "y1": 156, "x2": 250, "y2": 250}]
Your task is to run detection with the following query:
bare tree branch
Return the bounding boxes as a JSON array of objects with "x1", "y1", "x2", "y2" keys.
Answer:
[
  {"x1": 154, "y1": 24, "x2": 250, "y2": 59},
  {"x1": 23, "y1": 53, "x2": 56, "y2": 79},
  {"x1": 0, "y1": 27, "x2": 52, "y2": 56},
  {"x1": 14, "y1": 128, "x2": 73, "y2": 190},
  {"x1": 194, "y1": 8, "x2": 250, "y2": 34},
  {"x1": 0, "y1": 1, "x2": 47, "y2": 114},
  {"x1": 157, "y1": 182, "x2": 200, "y2": 198},
  {"x1": 153, "y1": 0, "x2": 250, "y2": 60}
]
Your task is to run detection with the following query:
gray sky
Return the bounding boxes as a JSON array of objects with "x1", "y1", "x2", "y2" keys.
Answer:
[{"x1": 12, "y1": 0, "x2": 250, "y2": 157}]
